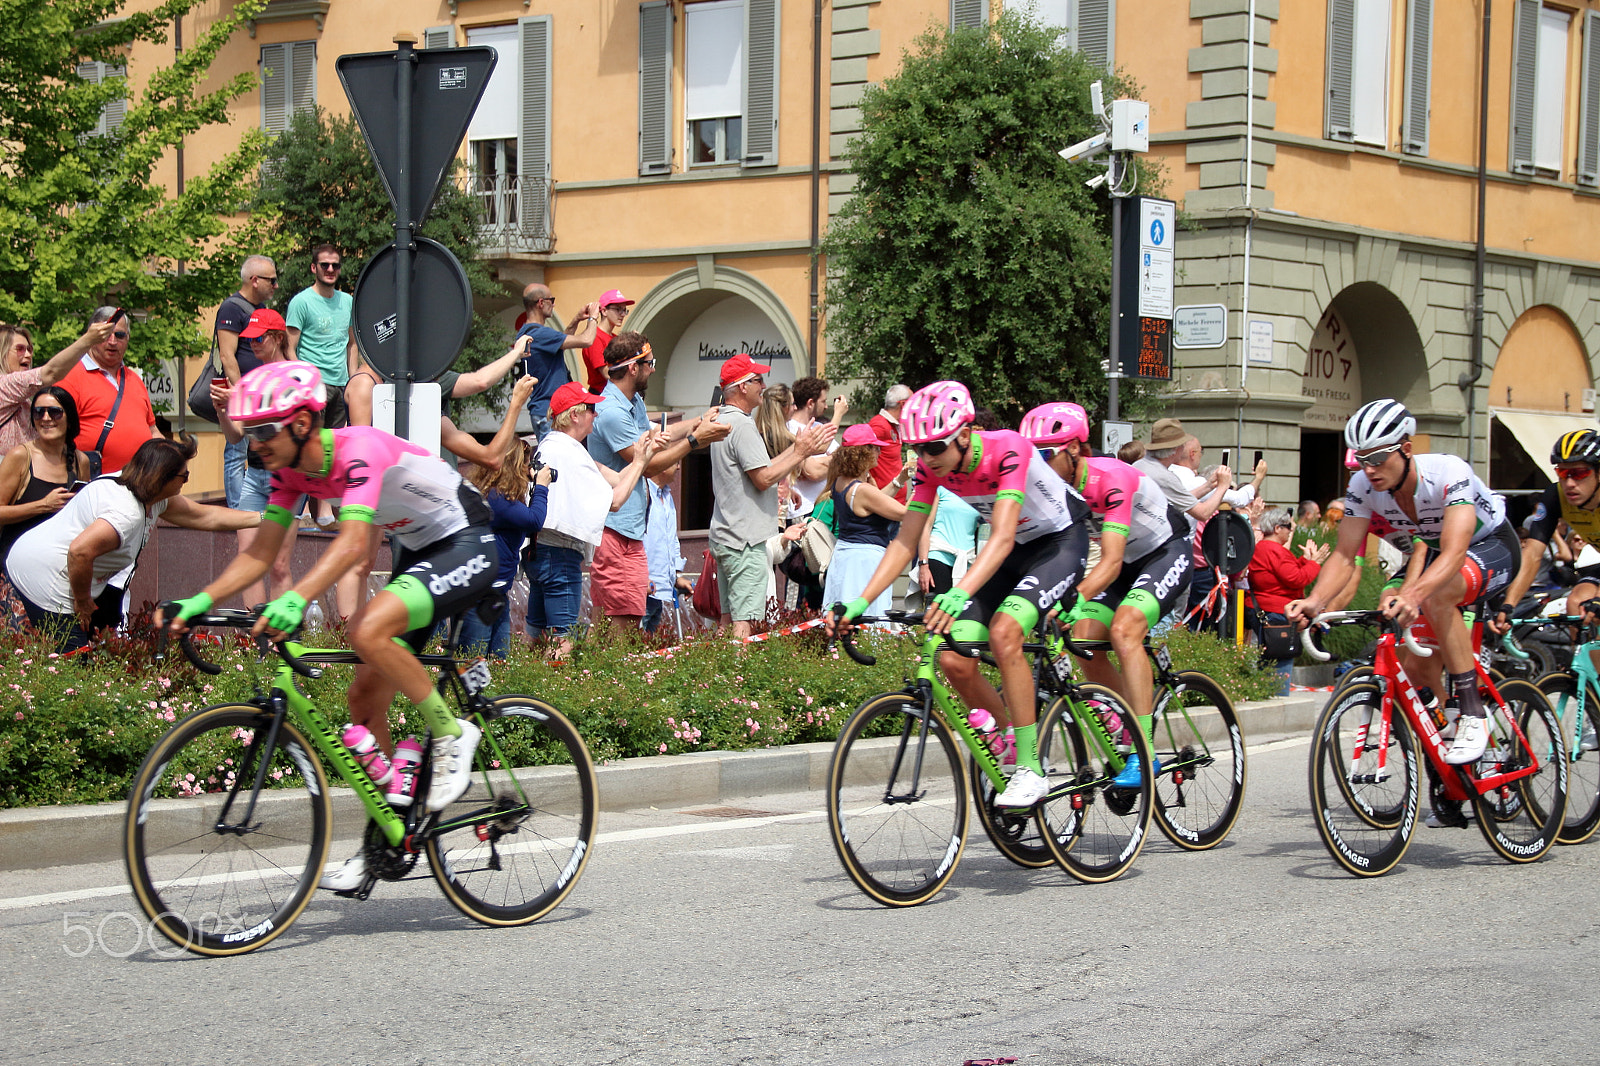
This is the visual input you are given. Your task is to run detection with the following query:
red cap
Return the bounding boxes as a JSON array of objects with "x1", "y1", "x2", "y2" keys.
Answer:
[
  {"x1": 599, "y1": 288, "x2": 634, "y2": 308},
  {"x1": 239, "y1": 308, "x2": 287, "y2": 339},
  {"x1": 549, "y1": 380, "x2": 605, "y2": 416},
  {"x1": 719, "y1": 352, "x2": 772, "y2": 388}
]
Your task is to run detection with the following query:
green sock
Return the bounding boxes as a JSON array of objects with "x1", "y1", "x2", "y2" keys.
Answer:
[
  {"x1": 1136, "y1": 714, "x2": 1154, "y2": 743},
  {"x1": 412, "y1": 690, "x2": 460, "y2": 738},
  {"x1": 1014, "y1": 723, "x2": 1041, "y2": 775}
]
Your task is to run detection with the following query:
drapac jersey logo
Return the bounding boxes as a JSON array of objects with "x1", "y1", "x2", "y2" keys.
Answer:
[{"x1": 428, "y1": 553, "x2": 490, "y2": 595}]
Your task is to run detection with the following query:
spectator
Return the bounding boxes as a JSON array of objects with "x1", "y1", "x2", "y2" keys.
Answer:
[
  {"x1": 1296, "y1": 499, "x2": 1321, "y2": 527},
  {"x1": 0, "y1": 320, "x2": 116, "y2": 453},
  {"x1": 589, "y1": 333, "x2": 729, "y2": 632},
  {"x1": 1247, "y1": 506, "x2": 1329, "y2": 695},
  {"x1": 643, "y1": 459, "x2": 692, "y2": 636},
  {"x1": 786, "y1": 376, "x2": 845, "y2": 610},
  {"x1": 527, "y1": 381, "x2": 659, "y2": 658},
  {"x1": 580, "y1": 289, "x2": 634, "y2": 393},
  {"x1": 1117, "y1": 440, "x2": 1145, "y2": 465},
  {"x1": 868, "y1": 383, "x2": 911, "y2": 497},
  {"x1": 59, "y1": 308, "x2": 164, "y2": 476},
  {"x1": 709, "y1": 354, "x2": 830, "y2": 639},
  {"x1": 461, "y1": 437, "x2": 551, "y2": 658},
  {"x1": 918, "y1": 486, "x2": 982, "y2": 597},
  {"x1": 1135, "y1": 418, "x2": 1231, "y2": 627},
  {"x1": 285, "y1": 244, "x2": 355, "y2": 429},
  {"x1": 517, "y1": 283, "x2": 599, "y2": 439},
  {"x1": 215, "y1": 255, "x2": 278, "y2": 510},
  {"x1": 1321, "y1": 498, "x2": 1346, "y2": 531},
  {"x1": 756, "y1": 384, "x2": 795, "y2": 459},
  {"x1": 1177, "y1": 435, "x2": 1266, "y2": 508},
  {"x1": 5, "y1": 437, "x2": 258, "y2": 652},
  {"x1": 0, "y1": 387, "x2": 87, "y2": 569},
  {"x1": 822, "y1": 425, "x2": 909, "y2": 617}
]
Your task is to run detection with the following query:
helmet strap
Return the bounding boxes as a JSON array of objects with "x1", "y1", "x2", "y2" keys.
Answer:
[{"x1": 1582, "y1": 466, "x2": 1600, "y2": 510}]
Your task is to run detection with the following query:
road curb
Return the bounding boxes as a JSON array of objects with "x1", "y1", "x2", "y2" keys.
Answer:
[{"x1": 0, "y1": 692, "x2": 1328, "y2": 872}]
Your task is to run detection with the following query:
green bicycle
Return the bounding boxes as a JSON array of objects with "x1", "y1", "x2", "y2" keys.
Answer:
[
  {"x1": 124, "y1": 608, "x2": 598, "y2": 956},
  {"x1": 825, "y1": 611, "x2": 1152, "y2": 907}
]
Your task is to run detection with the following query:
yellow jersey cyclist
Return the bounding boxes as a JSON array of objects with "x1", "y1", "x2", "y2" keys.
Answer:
[
  {"x1": 1491, "y1": 428, "x2": 1600, "y2": 632},
  {"x1": 1287, "y1": 399, "x2": 1520, "y2": 765},
  {"x1": 161, "y1": 361, "x2": 500, "y2": 889},
  {"x1": 822, "y1": 381, "x2": 1093, "y2": 808},
  {"x1": 1020, "y1": 401, "x2": 1192, "y2": 786}
]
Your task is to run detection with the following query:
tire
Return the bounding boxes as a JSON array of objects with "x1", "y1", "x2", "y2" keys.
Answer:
[
  {"x1": 826, "y1": 692, "x2": 968, "y2": 907},
  {"x1": 1535, "y1": 672, "x2": 1600, "y2": 844},
  {"x1": 124, "y1": 704, "x2": 331, "y2": 957},
  {"x1": 426, "y1": 696, "x2": 598, "y2": 925},
  {"x1": 1035, "y1": 684, "x2": 1153, "y2": 883},
  {"x1": 1308, "y1": 682, "x2": 1420, "y2": 877},
  {"x1": 1150, "y1": 671, "x2": 1248, "y2": 850},
  {"x1": 971, "y1": 756, "x2": 1053, "y2": 868},
  {"x1": 1469, "y1": 679, "x2": 1568, "y2": 863}
]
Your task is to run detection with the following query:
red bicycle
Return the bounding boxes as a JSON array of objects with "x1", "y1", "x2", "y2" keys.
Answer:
[{"x1": 1303, "y1": 610, "x2": 1568, "y2": 877}]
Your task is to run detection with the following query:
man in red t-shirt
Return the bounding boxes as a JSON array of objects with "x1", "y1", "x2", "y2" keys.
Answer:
[
  {"x1": 581, "y1": 289, "x2": 635, "y2": 393},
  {"x1": 868, "y1": 383, "x2": 911, "y2": 501},
  {"x1": 60, "y1": 307, "x2": 162, "y2": 474}
]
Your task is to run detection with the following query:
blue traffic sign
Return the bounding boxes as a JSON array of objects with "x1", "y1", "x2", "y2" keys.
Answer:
[{"x1": 1149, "y1": 218, "x2": 1165, "y2": 246}]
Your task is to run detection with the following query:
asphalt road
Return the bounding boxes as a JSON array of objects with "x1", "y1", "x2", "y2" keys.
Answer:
[{"x1": 1, "y1": 730, "x2": 1596, "y2": 1066}]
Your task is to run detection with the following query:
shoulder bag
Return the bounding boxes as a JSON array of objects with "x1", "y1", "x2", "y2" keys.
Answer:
[
  {"x1": 691, "y1": 548, "x2": 721, "y2": 620},
  {"x1": 188, "y1": 294, "x2": 255, "y2": 424}
]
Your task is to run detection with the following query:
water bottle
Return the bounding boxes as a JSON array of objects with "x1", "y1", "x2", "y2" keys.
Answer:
[
  {"x1": 388, "y1": 736, "x2": 424, "y2": 807},
  {"x1": 968, "y1": 709, "x2": 1015, "y2": 767},
  {"x1": 305, "y1": 599, "x2": 325, "y2": 632},
  {"x1": 342, "y1": 724, "x2": 394, "y2": 787},
  {"x1": 1416, "y1": 686, "x2": 1444, "y2": 729},
  {"x1": 1093, "y1": 698, "x2": 1132, "y2": 748}
]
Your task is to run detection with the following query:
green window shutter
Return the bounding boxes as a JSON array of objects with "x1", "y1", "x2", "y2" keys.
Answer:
[
  {"x1": 424, "y1": 25, "x2": 454, "y2": 49},
  {"x1": 1510, "y1": 0, "x2": 1539, "y2": 173},
  {"x1": 1076, "y1": 0, "x2": 1115, "y2": 70},
  {"x1": 290, "y1": 42, "x2": 316, "y2": 117},
  {"x1": 1326, "y1": 0, "x2": 1355, "y2": 141},
  {"x1": 1580, "y1": 11, "x2": 1600, "y2": 185},
  {"x1": 742, "y1": 0, "x2": 780, "y2": 167},
  {"x1": 102, "y1": 64, "x2": 127, "y2": 135},
  {"x1": 519, "y1": 15, "x2": 553, "y2": 237},
  {"x1": 261, "y1": 43, "x2": 289, "y2": 134},
  {"x1": 951, "y1": 0, "x2": 987, "y2": 30},
  {"x1": 639, "y1": 1, "x2": 674, "y2": 175},
  {"x1": 1402, "y1": 0, "x2": 1431, "y2": 155}
]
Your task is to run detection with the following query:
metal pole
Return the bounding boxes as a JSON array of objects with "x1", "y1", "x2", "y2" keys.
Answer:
[
  {"x1": 1108, "y1": 191, "x2": 1122, "y2": 422},
  {"x1": 394, "y1": 34, "x2": 416, "y2": 441}
]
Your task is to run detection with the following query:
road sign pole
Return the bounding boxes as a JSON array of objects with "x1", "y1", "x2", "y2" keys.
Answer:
[
  {"x1": 393, "y1": 34, "x2": 415, "y2": 440},
  {"x1": 1108, "y1": 191, "x2": 1122, "y2": 423}
]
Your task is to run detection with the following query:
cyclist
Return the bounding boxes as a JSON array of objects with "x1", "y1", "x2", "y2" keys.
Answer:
[
  {"x1": 1020, "y1": 401, "x2": 1191, "y2": 785},
  {"x1": 1490, "y1": 429, "x2": 1600, "y2": 633},
  {"x1": 822, "y1": 381, "x2": 1091, "y2": 808},
  {"x1": 161, "y1": 362, "x2": 499, "y2": 889},
  {"x1": 1286, "y1": 399, "x2": 1519, "y2": 765}
]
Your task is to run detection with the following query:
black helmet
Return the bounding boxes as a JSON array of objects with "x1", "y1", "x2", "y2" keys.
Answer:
[{"x1": 1552, "y1": 429, "x2": 1600, "y2": 467}]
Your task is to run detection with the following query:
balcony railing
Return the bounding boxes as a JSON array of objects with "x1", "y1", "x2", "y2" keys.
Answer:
[{"x1": 459, "y1": 172, "x2": 554, "y2": 256}]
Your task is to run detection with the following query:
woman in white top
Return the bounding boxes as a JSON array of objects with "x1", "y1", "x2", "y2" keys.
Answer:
[{"x1": 5, "y1": 437, "x2": 259, "y2": 652}]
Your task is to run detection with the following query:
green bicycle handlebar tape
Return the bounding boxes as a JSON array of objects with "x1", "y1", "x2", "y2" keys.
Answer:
[
  {"x1": 172, "y1": 592, "x2": 213, "y2": 623},
  {"x1": 932, "y1": 587, "x2": 971, "y2": 618},
  {"x1": 842, "y1": 597, "x2": 870, "y2": 623},
  {"x1": 261, "y1": 591, "x2": 308, "y2": 634}
]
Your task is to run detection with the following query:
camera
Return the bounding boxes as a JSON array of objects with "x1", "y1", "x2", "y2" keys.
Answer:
[{"x1": 531, "y1": 451, "x2": 559, "y2": 483}]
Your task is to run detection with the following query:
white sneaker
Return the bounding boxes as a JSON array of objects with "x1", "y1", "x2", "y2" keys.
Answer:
[
  {"x1": 994, "y1": 766, "x2": 1049, "y2": 808},
  {"x1": 1444, "y1": 715, "x2": 1489, "y2": 765},
  {"x1": 427, "y1": 718, "x2": 482, "y2": 811},
  {"x1": 319, "y1": 851, "x2": 368, "y2": 891}
]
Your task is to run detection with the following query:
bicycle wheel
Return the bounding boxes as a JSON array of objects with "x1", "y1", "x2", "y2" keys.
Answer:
[
  {"x1": 1534, "y1": 672, "x2": 1600, "y2": 844},
  {"x1": 971, "y1": 756, "x2": 1053, "y2": 869},
  {"x1": 827, "y1": 692, "x2": 968, "y2": 906},
  {"x1": 1469, "y1": 679, "x2": 1567, "y2": 863},
  {"x1": 1308, "y1": 682, "x2": 1419, "y2": 877},
  {"x1": 1035, "y1": 684, "x2": 1152, "y2": 883},
  {"x1": 1150, "y1": 671, "x2": 1248, "y2": 850},
  {"x1": 427, "y1": 696, "x2": 598, "y2": 925},
  {"x1": 125, "y1": 704, "x2": 331, "y2": 957}
]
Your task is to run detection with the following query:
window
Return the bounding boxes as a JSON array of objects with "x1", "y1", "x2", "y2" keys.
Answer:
[
  {"x1": 76, "y1": 60, "x2": 127, "y2": 138},
  {"x1": 1007, "y1": 1, "x2": 1114, "y2": 66},
  {"x1": 260, "y1": 41, "x2": 316, "y2": 135},
  {"x1": 1512, "y1": 0, "x2": 1574, "y2": 175},
  {"x1": 686, "y1": 0, "x2": 744, "y2": 165},
  {"x1": 951, "y1": 0, "x2": 988, "y2": 29},
  {"x1": 1326, "y1": 0, "x2": 1391, "y2": 146},
  {"x1": 1401, "y1": 0, "x2": 1432, "y2": 155},
  {"x1": 466, "y1": 25, "x2": 520, "y2": 225},
  {"x1": 1579, "y1": 11, "x2": 1600, "y2": 185}
]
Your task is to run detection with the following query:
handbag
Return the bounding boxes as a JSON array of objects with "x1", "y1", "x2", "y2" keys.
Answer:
[
  {"x1": 189, "y1": 294, "x2": 254, "y2": 424},
  {"x1": 691, "y1": 548, "x2": 721, "y2": 620},
  {"x1": 1253, "y1": 605, "x2": 1301, "y2": 660},
  {"x1": 81, "y1": 366, "x2": 126, "y2": 478},
  {"x1": 798, "y1": 518, "x2": 835, "y2": 574}
]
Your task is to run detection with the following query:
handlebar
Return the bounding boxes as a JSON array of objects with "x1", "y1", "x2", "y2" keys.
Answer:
[
  {"x1": 826, "y1": 605, "x2": 1091, "y2": 668},
  {"x1": 155, "y1": 602, "x2": 322, "y2": 679},
  {"x1": 1299, "y1": 609, "x2": 1431, "y2": 662}
]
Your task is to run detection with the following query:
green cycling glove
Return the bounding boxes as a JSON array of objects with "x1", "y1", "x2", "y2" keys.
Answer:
[
  {"x1": 840, "y1": 597, "x2": 870, "y2": 623},
  {"x1": 932, "y1": 587, "x2": 971, "y2": 619},
  {"x1": 170, "y1": 592, "x2": 213, "y2": 623},
  {"x1": 261, "y1": 591, "x2": 308, "y2": 635}
]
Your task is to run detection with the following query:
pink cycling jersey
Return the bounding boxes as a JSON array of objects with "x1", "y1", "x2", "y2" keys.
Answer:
[
  {"x1": 908, "y1": 429, "x2": 1082, "y2": 543},
  {"x1": 1077, "y1": 456, "x2": 1183, "y2": 560}
]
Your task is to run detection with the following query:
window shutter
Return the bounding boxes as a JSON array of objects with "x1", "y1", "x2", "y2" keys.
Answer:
[
  {"x1": 950, "y1": 0, "x2": 987, "y2": 30},
  {"x1": 1076, "y1": 0, "x2": 1115, "y2": 69},
  {"x1": 742, "y1": 0, "x2": 780, "y2": 167},
  {"x1": 101, "y1": 64, "x2": 127, "y2": 136},
  {"x1": 639, "y1": 1, "x2": 673, "y2": 175},
  {"x1": 290, "y1": 42, "x2": 316, "y2": 119},
  {"x1": 261, "y1": 43, "x2": 289, "y2": 135},
  {"x1": 424, "y1": 25, "x2": 454, "y2": 50},
  {"x1": 1581, "y1": 12, "x2": 1600, "y2": 185},
  {"x1": 519, "y1": 15, "x2": 553, "y2": 239},
  {"x1": 1326, "y1": 0, "x2": 1355, "y2": 141},
  {"x1": 1401, "y1": 0, "x2": 1430, "y2": 154},
  {"x1": 1511, "y1": 0, "x2": 1539, "y2": 173}
]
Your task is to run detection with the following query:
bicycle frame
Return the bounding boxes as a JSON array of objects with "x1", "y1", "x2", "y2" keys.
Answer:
[{"x1": 1530, "y1": 617, "x2": 1597, "y2": 768}]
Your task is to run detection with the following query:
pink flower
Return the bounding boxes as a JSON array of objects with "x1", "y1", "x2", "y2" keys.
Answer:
[
  {"x1": 13, "y1": 711, "x2": 21, "y2": 721},
  {"x1": 658, "y1": 742, "x2": 668, "y2": 753}
]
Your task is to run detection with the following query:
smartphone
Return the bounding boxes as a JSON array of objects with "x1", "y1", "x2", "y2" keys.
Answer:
[
  {"x1": 1221, "y1": 449, "x2": 1230, "y2": 469},
  {"x1": 212, "y1": 376, "x2": 228, "y2": 388},
  {"x1": 710, "y1": 385, "x2": 723, "y2": 407},
  {"x1": 1253, "y1": 449, "x2": 1264, "y2": 469},
  {"x1": 69, "y1": 480, "x2": 88, "y2": 492},
  {"x1": 109, "y1": 307, "x2": 127, "y2": 325}
]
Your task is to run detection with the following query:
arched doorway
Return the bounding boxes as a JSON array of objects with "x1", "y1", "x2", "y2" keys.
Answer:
[{"x1": 1487, "y1": 307, "x2": 1595, "y2": 524}]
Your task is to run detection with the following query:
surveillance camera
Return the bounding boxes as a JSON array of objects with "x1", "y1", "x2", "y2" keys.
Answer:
[
  {"x1": 1090, "y1": 80, "x2": 1105, "y2": 120},
  {"x1": 1058, "y1": 132, "x2": 1108, "y2": 164},
  {"x1": 1084, "y1": 172, "x2": 1108, "y2": 190}
]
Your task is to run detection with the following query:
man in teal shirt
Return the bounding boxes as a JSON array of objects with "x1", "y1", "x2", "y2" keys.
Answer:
[{"x1": 285, "y1": 243, "x2": 355, "y2": 427}]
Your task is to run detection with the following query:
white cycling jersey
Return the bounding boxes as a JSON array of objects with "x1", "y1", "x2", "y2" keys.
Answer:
[{"x1": 1343, "y1": 452, "x2": 1505, "y2": 553}]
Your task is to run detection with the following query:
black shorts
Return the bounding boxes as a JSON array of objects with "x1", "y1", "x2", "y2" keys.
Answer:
[
  {"x1": 957, "y1": 524, "x2": 1090, "y2": 633},
  {"x1": 1085, "y1": 535, "x2": 1192, "y2": 627},
  {"x1": 386, "y1": 526, "x2": 500, "y2": 652}
]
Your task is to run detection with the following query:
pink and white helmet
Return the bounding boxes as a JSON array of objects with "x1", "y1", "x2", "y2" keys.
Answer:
[
  {"x1": 1020, "y1": 402, "x2": 1089, "y2": 445},
  {"x1": 227, "y1": 361, "x2": 327, "y2": 423},
  {"x1": 900, "y1": 381, "x2": 976, "y2": 444}
]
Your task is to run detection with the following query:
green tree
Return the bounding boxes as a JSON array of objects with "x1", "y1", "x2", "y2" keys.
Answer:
[
  {"x1": 821, "y1": 12, "x2": 1165, "y2": 426},
  {"x1": 255, "y1": 106, "x2": 512, "y2": 418},
  {"x1": 0, "y1": 0, "x2": 275, "y2": 370}
]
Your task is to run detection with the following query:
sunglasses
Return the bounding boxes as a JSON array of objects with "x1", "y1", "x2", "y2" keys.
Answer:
[
  {"x1": 255, "y1": 275, "x2": 279, "y2": 285},
  {"x1": 1558, "y1": 465, "x2": 1595, "y2": 482},
  {"x1": 316, "y1": 262, "x2": 342, "y2": 272},
  {"x1": 1354, "y1": 446, "x2": 1401, "y2": 468},
  {"x1": 912, "y1": 428, "x2": 964, "y2": 458},
  {"x1": 1037, "y1": 447, "x2": 1059, "y2": 461},
  {"x1": 173, "y1": 470, "x2": 190, "y2": 482},
  {"x1": 31, "y1": 405, "x2": 64, "y2": 421},
  {"x1": 605, "y1": 305, "x2": 630, "y2": 316},
  {"x1": 110, "y1": 331, "x2": 129, "y2": 341},
  {"x1": 243, "y1": 420, "x2": 288, "y2": 444}
]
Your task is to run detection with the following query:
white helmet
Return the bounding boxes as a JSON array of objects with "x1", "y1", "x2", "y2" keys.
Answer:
[{"x1": 1345, "y1": 399, "x2": 1415, "y2": 452}]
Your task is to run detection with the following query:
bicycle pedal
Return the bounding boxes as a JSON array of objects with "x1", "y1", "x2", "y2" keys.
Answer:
[{"x1": 333, "y1": 878, "x2": 376, "y2": 902}]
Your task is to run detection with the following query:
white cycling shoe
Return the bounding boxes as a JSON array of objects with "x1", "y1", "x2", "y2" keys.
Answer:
[
  {"x1": 994, "y1": 766, "x2": 1048, "y2": 807},
  {"x1": 427, "y1": 719, "x2": 482, "y2": 811},
  {"x1": 319, "y1": 851, "x2": 368, "y2": 891},
  {"x1": 1443, "y1": 715, "x2": 1489, "y2": 765}
]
